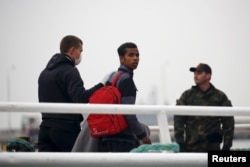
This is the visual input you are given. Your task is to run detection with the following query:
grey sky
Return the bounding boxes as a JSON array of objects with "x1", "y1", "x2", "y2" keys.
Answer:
[{"x1": 1, "y1": 0, "x2": 250, "y2": 129}]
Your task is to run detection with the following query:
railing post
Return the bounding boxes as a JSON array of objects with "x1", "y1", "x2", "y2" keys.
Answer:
[{"x1": 156, "y1": 110, "x2": 171, "y2": 144}]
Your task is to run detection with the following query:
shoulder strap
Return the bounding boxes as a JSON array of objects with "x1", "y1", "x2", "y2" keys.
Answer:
[{"x1": 111, "y1": 72, "x2": 126, "y2": 86}]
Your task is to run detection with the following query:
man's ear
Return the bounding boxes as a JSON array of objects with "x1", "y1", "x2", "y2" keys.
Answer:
[
  {"x1": 206, "y1": 73, "x2": 211, "y2": 80},
  {"x1": 67, "y1": 47, "x2": 75, "y2": 58}
]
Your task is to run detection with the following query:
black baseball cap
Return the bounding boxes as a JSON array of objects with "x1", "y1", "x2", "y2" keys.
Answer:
[{"x1": 190, "y1": 63, "x2": 212, "y2": 74}]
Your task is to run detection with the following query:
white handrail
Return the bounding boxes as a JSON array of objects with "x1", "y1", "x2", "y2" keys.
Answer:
[
  {"x1": 1, "y1": 102, "x2": 250, "y2": 115},
  {"x1": 1, "y1": 102, "x2": 250, "y2": 143},
  {"x1": 0, "y1": 152, "x2": 207, "y2": 167},
  {"x1": 0, "y1": 102, "x2": 249, "y2": 167}
]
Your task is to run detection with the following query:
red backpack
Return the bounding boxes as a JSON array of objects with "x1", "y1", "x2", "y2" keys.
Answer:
[{"x1": 87, "y1": 72, "x2": 128, "y2": 138}]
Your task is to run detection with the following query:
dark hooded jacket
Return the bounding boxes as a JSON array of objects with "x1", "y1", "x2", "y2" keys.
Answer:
[{"x1": 38, "y1": 53, "x2": 103, "y2": 131}]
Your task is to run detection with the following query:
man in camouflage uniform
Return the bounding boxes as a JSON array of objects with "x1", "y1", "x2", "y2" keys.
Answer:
[{"x1": 174, "y1": 63, "x2": 234, "y2": 152}]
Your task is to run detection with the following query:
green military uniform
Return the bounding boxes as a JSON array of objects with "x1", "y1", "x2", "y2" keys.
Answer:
[{"x1": 174, "y1": 84, "x2": 235, "y2": 152}]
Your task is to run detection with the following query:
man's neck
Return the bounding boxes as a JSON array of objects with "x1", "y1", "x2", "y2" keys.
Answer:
[
  {"x1": 199, "y1": 82, "x2": 211, "y2": 92},
  {"x1": 63, "y1": 53, "x2": 73, "y2": 62}
]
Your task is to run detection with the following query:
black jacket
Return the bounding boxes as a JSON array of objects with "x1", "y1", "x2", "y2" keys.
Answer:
[{"x1": 38, "y1": 53, "x2": 103, "y2": 130}]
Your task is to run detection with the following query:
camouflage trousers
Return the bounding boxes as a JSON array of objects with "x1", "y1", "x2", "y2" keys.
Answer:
[{"x1": 186, "y1": 142, "x2": 220, "y2": 152}]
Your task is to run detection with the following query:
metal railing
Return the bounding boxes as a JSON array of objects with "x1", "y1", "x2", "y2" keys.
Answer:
[{"x1": 0, "y1": 102, "x2": 250, "y2": 167}]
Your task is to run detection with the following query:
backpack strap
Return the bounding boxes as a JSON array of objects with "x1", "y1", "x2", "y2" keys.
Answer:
[{"x1": 111, "y1": 72, "x2": 126, "y2": 87}]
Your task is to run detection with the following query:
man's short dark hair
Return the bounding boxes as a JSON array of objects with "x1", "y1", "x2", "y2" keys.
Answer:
[
  {"x1": 60, "y1": 35, "x2": 83, "y2": 53},
  {"x1": 117, "y1": 42, "x2": 137, "y2": 56}
]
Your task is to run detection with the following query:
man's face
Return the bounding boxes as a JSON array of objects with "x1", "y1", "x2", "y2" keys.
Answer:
[
  {"x1": 193, "y1": 71, "x2": 211, "y2": 85},
  {"x1": 120, "y1": 48, "x2": 139, "y2": 70},
  {"x1": 72, "y1": 44, "x2": 83, "y2": 60}
]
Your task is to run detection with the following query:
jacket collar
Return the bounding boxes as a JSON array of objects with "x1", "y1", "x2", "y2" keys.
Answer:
[{"x1": 118, "y1": 65, "x2": 134, "y2": 77}]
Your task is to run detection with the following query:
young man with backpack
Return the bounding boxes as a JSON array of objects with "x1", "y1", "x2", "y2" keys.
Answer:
[{"x1": 99, "y1": 42, "x2": 152, "y2": 152}]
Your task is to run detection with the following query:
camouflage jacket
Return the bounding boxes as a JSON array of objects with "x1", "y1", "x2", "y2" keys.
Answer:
[{"x1": 174, "y1": 84, "x2": 235, "y2": 150}]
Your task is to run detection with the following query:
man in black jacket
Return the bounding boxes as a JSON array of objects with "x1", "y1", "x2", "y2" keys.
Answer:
[{"x1": 38, "y1": 35, "x2": 107, "y2": 152}]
